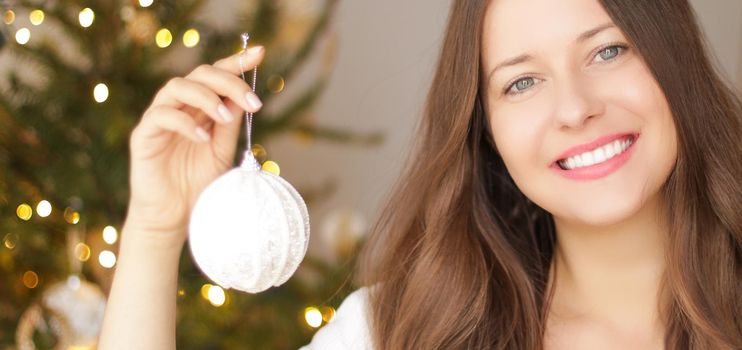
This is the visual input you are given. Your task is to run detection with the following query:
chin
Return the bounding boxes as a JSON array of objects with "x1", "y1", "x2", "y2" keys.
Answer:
[{"x1": 553, "y1": 190, "x2": 653, "y2": 229}]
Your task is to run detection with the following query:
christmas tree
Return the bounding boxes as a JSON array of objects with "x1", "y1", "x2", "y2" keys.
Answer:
[{"x1": 0, "y1": 0, "x2": 378, "y2": 348}]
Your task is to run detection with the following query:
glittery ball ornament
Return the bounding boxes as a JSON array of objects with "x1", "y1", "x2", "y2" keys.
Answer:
[{"x1": 188, "y1": 150, "x2": 310, "y2": 293}]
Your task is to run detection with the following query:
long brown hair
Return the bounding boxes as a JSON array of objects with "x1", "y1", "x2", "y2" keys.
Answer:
[{"x1": 358, "y1": 0, "x2": 742, "y2": 349}]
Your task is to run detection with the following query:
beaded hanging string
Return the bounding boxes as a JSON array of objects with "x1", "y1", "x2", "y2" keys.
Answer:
[{"x1": 239, "y1": 32, "x2": 258, "y2": 152}]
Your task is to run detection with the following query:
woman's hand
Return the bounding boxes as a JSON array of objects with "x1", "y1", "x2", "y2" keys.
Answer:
[{"x1": 125, "y1": 46, "x2": 265, "y2": 245}]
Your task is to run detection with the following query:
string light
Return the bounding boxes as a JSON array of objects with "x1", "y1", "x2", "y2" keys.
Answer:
[
  {"x1": 200, "y1": 284, "x2": 226, "y2": 306},
  {"x1": 22, "y1": 271, "x2": 39, "y2": 289},
  {"x1": 79, "y1": 8, "x2": 95, "y2": 28},
  {"x1": 74, "y1": 243, "x2": 91, "y2": 261},
  {"x1": 155, "y1": 28, "x2": 172, "y2": 48},
  {"x1": 207, "y1": 285, "x2": 226, "y2": 306},
  {"x1": 16, "y1": 203, "x2": 32, "y2": 221},
  {"x1": 182, "y1": 28, "x2": 200, "y2": 48},
  {"x1": 267, "y1": 75, "x2": 285, "y2": 94},
  {"x1": 36, "y1": 200, "x2": 52, "y2": 217},
  {"x1": 15, "y1": 28, "x2": 30, "y2": 45},
  {"x1": 102, "y1": 226, "x2": 118, "y2": 244},
  {"x1": 29, "y1": 9, "x2": 44, "y2": 26},
  {"x1": 200, "y1": 283, "x2": 212, "y2": 299},
  {"x1": 321, "y1": 306, "x2": 336, "y2": 322},
  {"x1": 3, "y1": 10, "x2": 15, "y2": 24},
  {"x1": 64, "y1": 207, "x2": 81, "y2": 224},
  {"x1": 251, "y1": 144, "x2": 268, "y2": 163},
  {"x1": 98, "y1": 250, "x2": 116, "y2": 268},
  {"x1": 304, "y1": 307, "x2": 323, "y2": 328},
  {"x1": 3, "y1": 233, "x2": 18, "y2": 250},
  {"x1": 93, "y1": 83, "x2": 109, "y2": 103},
  {"x1": 261, "y1": 160, "x2": 280, "y2": 176},
  {"x1": 139, "y1": 0, "x2": 154, "y2": 7}
]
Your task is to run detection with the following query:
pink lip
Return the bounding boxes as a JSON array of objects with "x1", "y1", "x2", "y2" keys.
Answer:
[{"x1": 551, "y1": 132, "x2": 640, "y2": 181}]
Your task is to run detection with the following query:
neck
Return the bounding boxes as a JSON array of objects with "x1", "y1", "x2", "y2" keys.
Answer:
[{"x1": 549, "y1": 195, "x2": 668, "y2": 333}]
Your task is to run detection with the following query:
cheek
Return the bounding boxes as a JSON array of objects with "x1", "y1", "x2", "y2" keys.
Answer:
[
  {"x1": 607, "y1": 61, "x2": 678, "y2": 178},
  {"x1": 488, "y1": 107, "x2": 551, "y2": 195}
]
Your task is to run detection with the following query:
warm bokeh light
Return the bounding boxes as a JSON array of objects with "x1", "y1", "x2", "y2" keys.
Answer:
[
  {"x1": 267, "y1": 75, "x2": 285, "y2": 94},
  {"x1": 207, "y1": 285, "x2": 226, "y2": 307},
  {"x1": 74, "y1": 243, "x2": 91, "y2": 262},
  {"x1": 36, "y1": 200, "x2": 52, "y2": 217},
  {"x1": 3, "y1": 233, "x2": 18, "y2": 250},
  {"x1": 22, "y1": 271, "x2": 39, "y2": 289},
  {"x1": 200, "y1": 283, "x2": 212, "y2": 299},
  {"x1": 304, "y1": 307, "x2": 323, "y2": 328},
  {"x1": 93, "y1": 83, "x2": 109, "y2": 103},
  {"x1": 3, "y1": 10, "x2": 15, "y2": 25},
  {"x1": 98, "y1": 250, "x2": 116, "y2": 268},
  {"x1": 321, "y1": 306, "x2": 336, "y2": 322},
  {"x1": 177, "y1": 289, "x2": 185, "y2": 297},
  {"x1": 251, "y1": 144, "x2": 268, "y2": 163},
  {"x1": 15, "y1": 28, "x2": 30, "y2": 45},
  {"x1": 64, "y1": 207, "x2": 81, "y2": 224},
  {"x1": 261, "y1": 160, "x2": 280, "y2": 176},
  {"x1": 29, "y1": 9, "x2": 44, "y2": 25},
  {"x1": 102, "y1": 225, "x2": 118, "y2": 244},
  {"x1": 16, "y1": 203, "x2": 33, "y2": 221},
  {"x1": 182, "y1": 28, "x2": 200, "y2": 48},
  {"x1": 139, "y1": 0, "x2": 154, "y2": 7},
  {"x1": 79, "y1": 8, "x2": 95, "y2": 28},
  {"x1": 155, "y1": 28, "x2": 172, "y2": 48}
]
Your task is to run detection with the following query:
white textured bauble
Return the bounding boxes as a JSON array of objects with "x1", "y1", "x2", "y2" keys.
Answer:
[
  {"x1": 188, "y1": 151, "x2": 310, "y2": 293},
  {"x1": 16, "y1": 275, "x2": 106, "y2": 350}
]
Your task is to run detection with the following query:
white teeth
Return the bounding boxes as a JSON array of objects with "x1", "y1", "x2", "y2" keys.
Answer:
[
  {"x1": 612, "y1": 141, "x2": 622, "y2": 156},
  {"x1": 581, "y1": 152, "x2": 595, "y2": 167},
  {"x1": 604, "y1": 143, "x2": 616, "y2": 158},
  {"x1": 567, "y1": 157, "x2": 576, "y2": 169},
  {"x1": 593, "y1": 148, "x2": 606, "y2": 163},
  {"x1": 558, "y1": 136, "x2": 634, "y2": 170}
]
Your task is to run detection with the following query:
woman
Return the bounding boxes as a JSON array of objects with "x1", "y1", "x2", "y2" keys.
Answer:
[{"x1": 99, "y1": 0, "x2": 742, "y2": 349}]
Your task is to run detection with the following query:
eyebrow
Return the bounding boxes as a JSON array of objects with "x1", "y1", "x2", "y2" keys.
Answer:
[{"x1": 486, "y1": 22, "x2": 616, "y2": 83}]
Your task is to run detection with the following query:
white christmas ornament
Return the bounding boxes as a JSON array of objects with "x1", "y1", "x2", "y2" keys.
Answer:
[
  {"x1": 188, "y1": 33, "x2": 310, "y2": 294},
  {"x1": 16, "y1": 275, "x2": 107, "y2": 350}
]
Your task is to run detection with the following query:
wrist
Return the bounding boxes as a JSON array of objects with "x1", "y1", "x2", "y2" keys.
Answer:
[{"x1": 121, "y1": 216, "x2": 187, "y2": 252}]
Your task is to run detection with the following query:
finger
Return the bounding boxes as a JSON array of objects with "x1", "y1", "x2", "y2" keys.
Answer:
[
  {"x1": 213, "y1": 45, "x2": 265, "y2": 76},
  {"x1": 211, "y1": 98, "x2": 245, "y2": 162},
  {"x1": 185, "y1": 64, "x2": 263, "y2": 116},
  {"x1": 151, "y1": 77, "x2": 236, "y2": 124},
  {"x1": 136, "y1": 106, "x2": 211, "y2": 144}
]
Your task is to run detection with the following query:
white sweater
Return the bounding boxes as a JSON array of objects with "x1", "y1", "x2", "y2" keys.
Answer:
[{"x1": 299, "y1": 288, "x2": 374, "y2": 349}]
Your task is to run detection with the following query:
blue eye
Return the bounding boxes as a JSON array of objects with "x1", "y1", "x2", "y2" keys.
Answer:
[
  {"x1": 505, "y1": 77, "x2": 538, "y2": 96},
  {"x1": 593, "y1": 44, "x2": 627, "y2": 63},
  {"x1": 502, "y1": 44, "x2": 629, "y2": 96}
]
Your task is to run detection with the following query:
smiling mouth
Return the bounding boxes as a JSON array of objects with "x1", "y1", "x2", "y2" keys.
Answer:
[{"x1": 556, "y1": 134, "x2": 637, "y2": 170}]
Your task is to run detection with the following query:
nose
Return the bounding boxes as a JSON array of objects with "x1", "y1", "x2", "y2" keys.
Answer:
[{"x1": 551, "y1": 74, "x2": 605, "y2": 130}]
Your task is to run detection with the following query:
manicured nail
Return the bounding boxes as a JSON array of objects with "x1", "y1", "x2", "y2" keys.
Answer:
[
  {"x1": 247, "y1": 46, "x2": 264, "y2": 54},
  {"x1": 195, "y1": 127, "x2": 211, "y2": 141},
  {"x1": 245, "y1": 92, "x2": 262, "y2": 110},
  {"x1": 217, "y1": 103, "x2": 234, "y2": 122}
]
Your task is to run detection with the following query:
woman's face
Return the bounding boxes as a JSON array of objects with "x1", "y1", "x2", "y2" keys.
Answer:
[{"x1": 481, "y1": 0, "x2": 677, "y2": 227}]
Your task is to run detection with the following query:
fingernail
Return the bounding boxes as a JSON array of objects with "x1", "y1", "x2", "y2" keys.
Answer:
[
  {"x1": 247, "y1": 46, "x2": 264, "y2": 54},
  {"x1": 195, "y1": 127, "x2": 211, "y2": 141},
  {"x1": 245, "y1": 92, "x2": 262, "y2": 110},
  {"x1": 217, "y1": 103, "x2": 234, "y2": 122}
]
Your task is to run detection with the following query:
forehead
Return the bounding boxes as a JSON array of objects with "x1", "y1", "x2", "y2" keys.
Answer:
[{"x1": 482, "y1": 0, "x2": 614, "y2": 59}]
